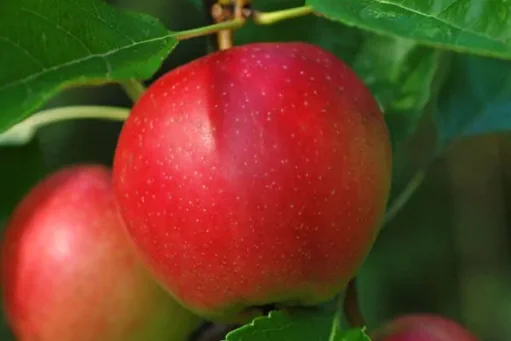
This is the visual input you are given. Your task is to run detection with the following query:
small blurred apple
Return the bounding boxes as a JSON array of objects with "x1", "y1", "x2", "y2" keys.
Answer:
[
  {"x1": 1, "y1": 165, "x2": 199, "y2": 341},
  {"x1": 371, "y1": 314, "x2": 479, "y2": 341}
]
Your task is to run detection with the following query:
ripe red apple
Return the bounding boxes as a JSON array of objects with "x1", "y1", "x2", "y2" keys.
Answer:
[
  {"x1": 1, "y1": 165, "x2": 199, "y2": 341},
  {"x1": 371, "y1": 314, "x2": 479, "y2": 341},
  {"x1": 113, "y1": 42, "x2": 392, "y2": 321}
]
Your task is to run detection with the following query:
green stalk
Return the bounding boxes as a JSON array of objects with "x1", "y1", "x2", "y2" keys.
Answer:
[
  {"x1": 175, "y1": 19, "x2": 245, "y2": 41},
  {"x1": 253, "y1": 6, "x2": 314, "y2": 25},
  {"x1": 120, "y1": 79, "x2": 147, "y2": 102},
  {"x1": 0, "y1": 106, "x2": 130, "y2": 146}
]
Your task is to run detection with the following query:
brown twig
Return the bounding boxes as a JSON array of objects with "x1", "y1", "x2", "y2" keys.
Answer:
[
  {"x1": 234, "y1": 0, "x2": 245, "y2": 19},
  {"x1": 177, "y1": 3, "x2": 312, "y2": 48},
  {"x1": 210, "y1": 0, "x2": 252, "y2": 50},
  {"x1": 217, "y1": 30, "x2": 233, "y2": 50},
  {"x1": 343, "y1": 279, "x2": 367, "y2": 327}
]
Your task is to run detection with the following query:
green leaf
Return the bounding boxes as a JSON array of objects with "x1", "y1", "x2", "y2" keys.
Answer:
[
  {"x1": 307, "y1": 0, "x2": 511, "y2": 59},
  {"x1": 334, "y1": 328, "x2": 372, "y2": 341},
  {"x1": 436, "y1": 54, "x2": 511, "y2": 149},
  {"x1": 383, "y1": 54, "x2": 511, "y2": 228},
  {"x1": 352, "y1": 33, "x2": 441, "y2": 151},
  {"x1": 0, "y1": 0, "x2": 178, "y2": 132},
  {"x1": 225, "y1": 310, "x2": 336, "y2": 341}
]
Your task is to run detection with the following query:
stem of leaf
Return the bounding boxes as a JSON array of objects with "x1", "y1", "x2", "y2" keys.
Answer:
[
  {"x1": 383, "y1": 170, "x2": 427, "y2": 226},
  {"x1": 175, "y1": 19, "x2": 245, "y2": 41},
  {"x1": 119, "y1": 79, "x2": 146, "y2": 102},
  {"x1": 253, "y1": 5, "x2": 314, "y2": 25},
  {"x1": 174, "y1": 5, "x2": 314, "y2": 41},
  {"x1": 0, "y1": 106, "x2": 129, "y2": 146}
]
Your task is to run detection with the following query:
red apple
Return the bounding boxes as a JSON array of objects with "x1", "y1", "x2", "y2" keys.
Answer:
[
  {"x1": 113, "y1": 42, "x2": 392, "y2": 321},
  {"x1": 1, "y1": 165, "x2": 199, "y2": 341},
  {"x1": 371, "y1": 314, "x2": 479, "y2": 341}
]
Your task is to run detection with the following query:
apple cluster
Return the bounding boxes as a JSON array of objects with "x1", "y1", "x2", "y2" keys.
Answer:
[{"x1": 0, "y1": 42, "x2": 478, "y2": 340}]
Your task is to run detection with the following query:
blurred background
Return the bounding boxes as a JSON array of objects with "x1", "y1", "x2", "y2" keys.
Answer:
[{"x1": 1, "y1": 0, "x2": 510, "y2": 340}]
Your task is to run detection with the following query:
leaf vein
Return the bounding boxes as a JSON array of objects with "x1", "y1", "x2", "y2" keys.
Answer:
[
  {"x1": 20, "y1": 7, "x2": 93, "y2": 54},
  {"x1": 374, "y1": 0, "x2": 508, "y2": 44},
  {"x1": 0, "y1": 37, "x2": 45, "y2": 69},
  {"x1": 73, "y1": 3, "x2": 137, "y2": 44},
  {"x1": 0, "y1": 34, "x2": 173, "y2": 92}
]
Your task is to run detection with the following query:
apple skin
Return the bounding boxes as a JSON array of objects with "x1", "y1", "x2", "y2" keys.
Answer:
[
  {"x1": 1, "y1": 165, "x2": 199, "y2": 341},
  {"x1": 113, "y1": 42, "x2": 392, "y2": 321},
  {"x1": 371, "y1": 314, "x2": 479, "y2": 341}
]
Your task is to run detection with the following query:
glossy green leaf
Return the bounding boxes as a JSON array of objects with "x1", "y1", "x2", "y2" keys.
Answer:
[
  {"x1": 334, "y1": 328, "x2": 372, "y2": 341},
  {"x1": 307, "y1": 0, "x2": 511, "y2": 59},
  {"x1": 436, "y1": 54, "x2": 511, "y2": 149},
  {"x1": 353, "y1": 34, "x2": 441, "y2": 151},
  {"x1": 116, "y1": 0, "x2": 210, "y2": 77},
  {"x1": 383, "y1": 53, "x2": 511, "y2": 230},
  {"x1": 0, "y1": 0, "x2": 178, "y2": 132},
  {"x1": 225, "y1": 310, "x2": 336, "y2": 341}
]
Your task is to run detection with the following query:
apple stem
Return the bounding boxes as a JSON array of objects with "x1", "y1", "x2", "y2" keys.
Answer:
[
  {"x1": 216, "y1": 0, "x2": 244, "y2": 50},
  {"x1": 217, "y1": 30, "x2": 234, "y2": 50},
  {"x1": 343, "y1": 279, "x2": 366, "y2": 328},
  {"x1": 119, "y1": 79, "x2": 147, "y2": 102},
  {"x1": 252, "y1": 6, "x2": 314, "y2": 25},
  {"x1": 0, "y1": 106, "x2": 129, "y2": 146},
  {"x1": 383, "y1": 170, "x2": 427, "y2": 225}
]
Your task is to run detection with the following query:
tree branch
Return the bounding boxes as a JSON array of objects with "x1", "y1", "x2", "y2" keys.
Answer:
[{"x1": 343, "y1": 279, "x2": 366, "y2": 328}]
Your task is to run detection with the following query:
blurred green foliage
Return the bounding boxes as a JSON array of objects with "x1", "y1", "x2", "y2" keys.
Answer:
[
  {"x1": 1, "y1": 1, "x2": 511, "y2": 340},
  {"x1": 360, "y1": 133, "x2": 511, "y2": 341}
]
